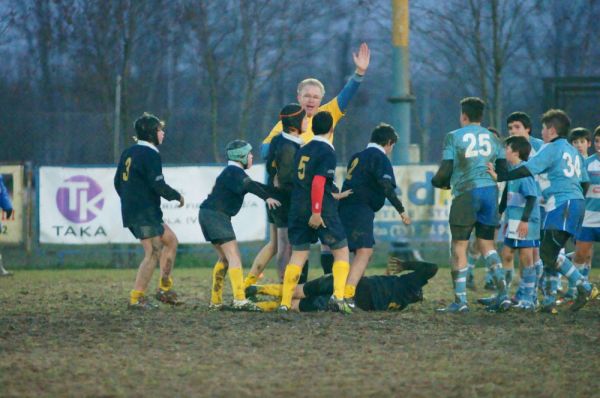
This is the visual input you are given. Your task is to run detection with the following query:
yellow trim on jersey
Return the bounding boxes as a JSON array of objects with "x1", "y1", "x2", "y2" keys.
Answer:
[{"x1": 262, "y1": 97, "x2": 344, "y2": 145}]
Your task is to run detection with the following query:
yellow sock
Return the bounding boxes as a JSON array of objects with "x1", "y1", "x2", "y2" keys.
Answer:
[
  {"x1": 243, "y1": 273, "x2": 258, "y2": 289},
  {"x1": 228, "y1": 267, "x2": 245, "y2": 300},
  {"x1": 344, "y1": 284, "x2": 356, "y2": 299},
  {"x1": 211, "y1": 261, "x2": 227, "y2": 305},
  {"x1": 159, "y1": 276, "x2": 173, "y2": 292},
  {"x1": 280, "y1": 264, "x2": 302, "y2": 308},
  {"x1": 256, "y1": 301, "x2": 279, "y2": 312},
  {"x1": 130, "y1": 289, "x2": 145, "y2": 305},
  {"x1": 257, "y1": 284, "x2": 283, "y2": 297},
  {"x1": 332, "y1": 260, "x2": 350, "y2": 300}
]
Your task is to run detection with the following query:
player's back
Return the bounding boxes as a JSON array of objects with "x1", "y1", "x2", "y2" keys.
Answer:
[
  {"x1": 201, "y1": 165, "x2": 249, "y2": 217},
  {"x1": 291, "y1": 139, "x2": 337, "y2": 216},
  {"x1": 525, "y1": 138, "x2": 586, "y2": 210},
  {"x1": 271, "y1": 133, "x2": 302, "y2": 196},
  {"x1": 342, "y1": 146, "x2": 394, "y2": 211},
  {"x1": 443, "y1": 125, "x2": 503, "y2": 197},
  {"x1": 115, "y1": 144, "x2": 163, "y2": 225}
]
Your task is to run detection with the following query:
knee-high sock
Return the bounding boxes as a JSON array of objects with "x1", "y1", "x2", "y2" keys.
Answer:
[
  {"x1": 210, "y1": 261, "x2": 227, "y2": 304},
  {"x1": 519, "y1": 266, "x2": 537, "y2": 303},
  {"x1": 256, "y1": 301, "x2": 279, "y2": 312},
  {"x1": 484, "y1": 250, "x2": 507, "y2": 297},
  {"x1": 542, "y1": 269, "x2": 559, "y2": 305},
  {"x1": 228, "y1": 267, "x2": 245, "y2": 301},
  {"x1": 332, "y1": 260, "x2": 350, "y2": 300},
  {"x1": 321, "y1": 253, "x2": 334, "y2": 275},
  {"x1": 159, "y1": 276, "x2": 173, "y2": 292},
  {"x1": 280, "y1": 264, "x2": 302, "y2": 308},
  {"x1": 454, "y1": 267, "x2": 468, "y2": 304},
  {"x1": 558, "y1": 255, "x2": 590, "y2": 291}
]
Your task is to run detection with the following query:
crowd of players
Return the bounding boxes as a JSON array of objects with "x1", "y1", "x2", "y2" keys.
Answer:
[{"x1": 113, "y1": 42, "x2": 598, "y2": 315}]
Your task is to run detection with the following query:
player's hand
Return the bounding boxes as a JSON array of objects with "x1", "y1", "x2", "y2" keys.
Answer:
[
  {"x1": 517, "y1": 221, "x2": 529, "y2": 238},
  {"x1": 400, "y1": 212, "x2": 411, "y2": 225},
  {"x1": 308, "y1": 213, "x2": 326, "y2": 229},
  {"x1": 266, "y1": 198, "x2": 281, "y2": 209},
  {"x1": 486, "y1": 162, "x2": 497, "y2": 181},
  {"x1": 353, "y1": 42, "x2": 370, "y2": 75},
  {"x1": 178, "y1": 195, "x2": 185, "y2": 208},
  {"x1": 332, "y1": 189, "x2": 353, "y2": 200},
  {"x1": 386, "y1": 257, "x2": 404, "y2": 275}
]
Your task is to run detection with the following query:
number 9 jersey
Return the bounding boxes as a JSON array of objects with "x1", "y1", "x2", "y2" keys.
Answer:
[{"x1": 442, "y1": 125, "x2": 505, "y2": 198}]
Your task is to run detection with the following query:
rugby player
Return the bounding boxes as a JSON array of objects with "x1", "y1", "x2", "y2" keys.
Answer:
[
  {"x1": 490, "y1": 109, "x2": 598, "y2": 313},
  {"x1": 338, "y1": 123, "x2": 411, "y2": 309},
  {"x1": 114, "y1": 113, "x2": 185, "y2": 309},
  {"x1": 279, "y1": 111, "x2": 351, "y2": 313},
  {"x1": 200, "y1": 140, "x2": 281, "y2": 311},
  {"x1": 0, "y1": 174, "x2": 14, "y2": 277},
  {"x1": 246, "y1": 258, "x2": 437, "y2": 313},
  {"x1": 432, "y1": 97, "x2": 508, "y2": 313}
]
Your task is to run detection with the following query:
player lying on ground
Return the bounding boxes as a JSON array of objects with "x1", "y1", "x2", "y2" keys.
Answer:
[
  {"x1": 338, "y1": 123, "x2": 411, "y2": 309},
  {"x1": 246, "y1": 259, "x2": 437, "y2": 312},
  {"x1": 490, "y1": 109, "x2": 598, "y2": 313},
  {"x1": 199, "y1": 140, "x2": 281, "y2": 311},
  {"x1": 114, "y1": 113, "x2": 185, "y2": 309},
  {"x1": 248, "y1": 43, "x2": 372, "y2": 283}
]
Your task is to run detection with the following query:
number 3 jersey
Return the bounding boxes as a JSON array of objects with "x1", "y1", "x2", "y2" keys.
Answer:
[
  {"x1": 582, "y1": 153, "x2": 600, "y2": 227},
  {"x1": 442, "y1": 125, "x2": 505, "y2": 197},
  {"x1": 290, "y1": 136, "x2": 337, "y2": 217},
  {"x1": 523, "y1": 137, "x2": 588, "y2": 211}
]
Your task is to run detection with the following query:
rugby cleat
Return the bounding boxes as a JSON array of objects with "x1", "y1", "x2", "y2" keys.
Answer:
[
  {"x1": 276, "y1": 305, "x2": 290, "y2": 313},
  {"x1": 436, "y1": 302, "x2": 469, "y2": 313},
  {"x1": 477, "y1": 295, "x2": 496, "y2": 306},
  {"x1": 512, "y1": 300, "x2": 536, "y2": 312},
  {"x1": 231, "y1": 299, "x2": 262, "y2": 312},
  {"x1": 570, "y1": 285, "x2": 599, "y2": 312},
  {"x1": 539, "y1": 300, "x2": 558, "y2": 315},
  {"x1": 128, "y1": 296, "x2": 159, "y2": 311},
  {"x1": 485, "y1": 297, "x2": 511, "y2": 313},
  {"x1": 155, "y1": 289, "x2": 183, "y2": 306},
  {"x1": 328, "y1": 296, "x2": 353, "y2": 314},
  {"x1": 208, "y1": 302, "x2": 223, "y2": 311},
  {"x1": 345, "y1": 298, "x2": 356, "y2": 311}
]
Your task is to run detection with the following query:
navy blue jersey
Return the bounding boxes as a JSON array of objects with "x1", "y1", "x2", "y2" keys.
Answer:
[
  {"x1": 341, "y1": 144, "x2": 396, "y2": 211},
  {"x1": 114, "y1": 142, "x2": 180, "y2": 227},
  {"x1": 267, "y1": 133, "x2": 302, "y2": 196},
  {"x1": 200, "y1": 163, "x2": 271, "y2": 217},
  {"x1": 290, "y1": 136, "x2": 337, "y2": 216},
  {"x1": 356, "y1": 274, "x2": 424, "y2": 311}
]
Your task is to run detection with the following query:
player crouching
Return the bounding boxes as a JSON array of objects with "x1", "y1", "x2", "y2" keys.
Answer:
[{"x1": 200, "y1": 140, "x2": 281, "y2": 311}]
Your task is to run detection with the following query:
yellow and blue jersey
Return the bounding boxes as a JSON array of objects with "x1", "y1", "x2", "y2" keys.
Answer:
[{"x1": 442, "y1": 125, "x2": 505, "y2": 197}]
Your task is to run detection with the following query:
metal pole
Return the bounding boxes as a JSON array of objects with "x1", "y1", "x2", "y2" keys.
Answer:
[
  {"x1": 113, "y1": 75, "x2": 122, "y2": 163},
  {"x1": 389, "y1": 0, "x2": 415, "y2": 164}
]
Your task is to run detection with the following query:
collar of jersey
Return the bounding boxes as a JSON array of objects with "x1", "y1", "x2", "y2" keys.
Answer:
[
  {"x1": 366, "y1": 142, "x2": 386, "y2": 154},
  {"x1": 227, "y1": 161, "x2": 244, "y2": 169},
  {"x1": 137, "y1": 140, "x2": 159, "y2": 153},
  {"x1": 281, "y1": 132, "x2": 303, "y2": 145},
  {"x1": 312, "y1": 135, "x2": 334, "y2": 149}
]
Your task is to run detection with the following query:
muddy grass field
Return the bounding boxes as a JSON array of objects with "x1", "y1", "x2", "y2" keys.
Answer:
[{"x1": 1, "y1": 267, "x2": 599, "y2": 397}]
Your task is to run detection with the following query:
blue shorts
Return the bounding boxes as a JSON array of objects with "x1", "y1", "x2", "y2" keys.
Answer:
[
  {"x1": 288, "y1": 210, "x2": 347, "y2": 251},
  {"x1": 339, "y1": 203, "x2": 375, "y2": 251},
  {"x1": 449, "y1": 185, "x2": 499, "y2": 227},
  {"x1": 503, "y1": 237, "x2": 540, "y2": 249},
  {"x1": 542, "y1": 199, "x2": 584, "y2": 236},
  {"x1": 576, "y1": 226, "x2": 600, "y2": 242}
]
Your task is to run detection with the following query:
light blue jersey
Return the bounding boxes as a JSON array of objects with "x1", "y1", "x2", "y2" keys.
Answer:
[
  {"x1": 582, "y1": 153, "x2": 600, "y2": 227},
  {"x1": 529, "y1": 136, "x2": 544, "y2": 156},
  {"x1": 442, "y1": 125, "x2": 505, "y2": 197},
  {"x1": 523, "y1": 137, "x2": 589, "y2": 211},
  {"x1": 505, "y1": 162, "x2": 540, "y2": 240}
]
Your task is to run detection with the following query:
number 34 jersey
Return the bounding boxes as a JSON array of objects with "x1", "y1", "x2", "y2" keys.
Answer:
[
  {"x1": 523, "y1": 137, "x2": 589, "y2": 212},
  {"x1": 290, "y1": 136, "x2": 338, "y2": 217},
  {"x1": 442, "y1": 125, "x2": 505, "y2": 197}
]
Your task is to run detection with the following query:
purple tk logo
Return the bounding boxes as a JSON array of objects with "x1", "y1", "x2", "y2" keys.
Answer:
[{"x1": 56, "y1": 175, "x2": 105, "y2": 223}]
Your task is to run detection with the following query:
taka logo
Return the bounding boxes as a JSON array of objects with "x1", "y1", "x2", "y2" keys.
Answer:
[{"x1": 56, "y1": 175, "x2": 105, "y2": 223}]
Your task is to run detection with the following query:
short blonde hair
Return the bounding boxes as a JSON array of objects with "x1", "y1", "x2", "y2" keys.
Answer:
[{"x1": 297, "y1": 78, "x2": 325, "y2": 97}]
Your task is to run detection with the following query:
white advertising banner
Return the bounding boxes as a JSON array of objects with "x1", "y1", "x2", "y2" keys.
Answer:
[{"x1": 39, "y1": 165, "x2": 267, "y2": 244}]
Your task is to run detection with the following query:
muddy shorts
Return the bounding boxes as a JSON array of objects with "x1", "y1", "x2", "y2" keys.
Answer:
[
  {"x1": 128, "y1": 222, "x2": 164, "y2": 240},
  {"x1": 199, "y1": 208, "x2": 236, "y2": 245},
  {"x1": 288, "y1": 210, "x2": 347, "y2": 251}
]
